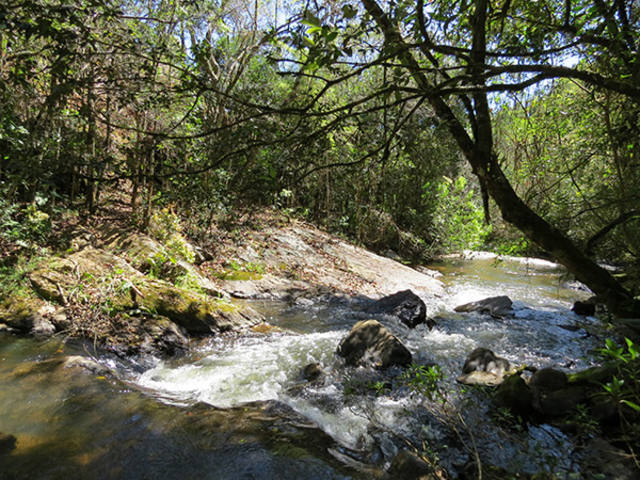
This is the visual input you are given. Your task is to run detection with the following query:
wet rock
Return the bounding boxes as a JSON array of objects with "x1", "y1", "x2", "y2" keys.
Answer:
[
  {"x1": 572, "y1": 300, "x2": 596, "y2": 316},
  {"x1": 530, "y1": 368, "x2": 581, "y2": 416},
  {"x1": 454, "y1": 295, "x2": 513, "y2": 317},
  {"x1": 530, "y1": 368, "x2": 568, "y2": 391},
  {"x1": 366, "y1": 289, "x2": 427, "y2": 328},
  {"x1": 494, "y1": 374, "x2": 533, "y2": 416},
  {"x1": 459, "y1": 347, "x2": 510, "y2": 383},
  {"x1": 457, "y1": 370, "x2": 505, "y2": 386},
  {"x1": 581, "y1": 438, "x2": 640, "y2": 480},
  {"x1": 535, "y1": 386, "x2": 588, "y2": 417},
  {"x1": 140, "y1": 316, "x2": 190, "y2": 356},
  {"x1": 302, "y1": 363, "x2": 324, "y2": 382},
  {"x1": 385, "y1": 450, "x2": 434, "y2": 480},
  {"x1": 0, "y1": 432, "x2": 17, "y2": 454},
  {"x1": 337, "y1": 320, "x2": 412, "y2": 369}
]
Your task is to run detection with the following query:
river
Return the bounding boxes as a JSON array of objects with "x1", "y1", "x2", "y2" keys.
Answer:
[{"x1": 0, "y1": 253, "x2": 608, "y2": 478}]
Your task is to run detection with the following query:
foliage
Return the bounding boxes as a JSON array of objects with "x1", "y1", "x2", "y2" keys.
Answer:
[
  {"x1": 148, "y1": 209, "x2": 195, "y2": 263},
  {"x1": 598, "y1": 338, "x2": 640, "y2": 413},
  {"x1": 429, "y1": 176, "x2": 492, "y2": 253},
  {"x1": 399, "y1": 364, "x2": 445, "y2": 402}
]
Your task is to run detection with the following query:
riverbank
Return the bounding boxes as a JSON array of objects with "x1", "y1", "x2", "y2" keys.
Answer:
[{"x1": 1, "y1": 207, "x2": 639, "y2": 479}]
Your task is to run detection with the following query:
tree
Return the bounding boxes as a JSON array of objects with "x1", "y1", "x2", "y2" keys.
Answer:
[{"x1": 270, "y1": 0, "x2": 640, "y2": 314}]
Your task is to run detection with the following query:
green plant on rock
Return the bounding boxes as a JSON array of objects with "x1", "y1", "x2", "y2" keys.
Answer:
[
  {"x1": 400, "y1": 364, "x2": 445, "y2": 402},
  {"x1": 148, "y1": 208, "x2": 195, "y2": 263}
]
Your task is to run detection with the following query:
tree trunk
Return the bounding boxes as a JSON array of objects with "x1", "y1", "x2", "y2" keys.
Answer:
[{"x1": 361, "y1": 0, "x2": 637, "y2": 316}]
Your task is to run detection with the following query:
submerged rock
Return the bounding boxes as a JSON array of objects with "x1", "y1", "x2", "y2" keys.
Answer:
[
  {"x1": 457, "y1": 348, "x2": 510, "y2": 386},
  {"x1": 454, "y1": 295, "x2": 513, "y2": 317},
  {"x1": 337, "y1": 320, "x2": 412, "y2": 369},
  {"x1": 366, "y1": 289, "x2": 427, "y2": 328}
]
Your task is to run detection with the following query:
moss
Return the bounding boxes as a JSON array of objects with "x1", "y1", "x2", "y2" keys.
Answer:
[
  {"x1": 216, "y1": 270, "x2": 263, "y2": 281},
  {"x1": 567, "y1": 365, "x2": 616, "y2": 386}
]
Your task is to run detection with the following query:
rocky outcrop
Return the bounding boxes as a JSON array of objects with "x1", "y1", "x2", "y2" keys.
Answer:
[
  {"x1": 494, "y1": 374, "x2": 533, "y2": 416},
  {"x1": 457, "y1": 347, "x2": 510, "y2": 386},
  {"x1": 454, "y1": 296, "x2": 513, "y2": 317},
  {"x1": 337, "y1": 320, "x2": 412, "y2": 369},
  {"x1": 365, "y1": 289, "x2": 427, "y2": 328},
  {"x1": 208, "y1": 217, "x2": 443, "y2": 301},
  {"x1": 1, "y1": 239, "x2": 261, "y2": 357}
]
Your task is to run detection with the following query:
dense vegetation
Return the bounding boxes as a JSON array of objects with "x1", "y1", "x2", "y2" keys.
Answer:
[{"x1": 1, "y1": 0, "x2": 639, "y2": 307}]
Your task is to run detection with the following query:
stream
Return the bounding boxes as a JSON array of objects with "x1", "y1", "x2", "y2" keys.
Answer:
[{"x1": 0, "y1": 253, "x2": 608, "y2": 478}]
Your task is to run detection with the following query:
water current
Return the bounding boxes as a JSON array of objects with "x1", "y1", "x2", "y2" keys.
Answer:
[{"x1": 0, "y1": 253, "x2": 608, "y2": 478}]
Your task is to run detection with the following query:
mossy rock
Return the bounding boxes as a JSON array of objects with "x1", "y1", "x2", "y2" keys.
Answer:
[
  {"x1": 27, "y1": 246, "x2": 259, "y2": 336},
  {"x1": 0, "y1": 296, "x2": 55, "y2": 334},
  {"x1": 494, "y1": 373, "x2": 533, "y2": 416},
  {"x1": 567, "y1": 365, "x2": 616, "y2": 386}
]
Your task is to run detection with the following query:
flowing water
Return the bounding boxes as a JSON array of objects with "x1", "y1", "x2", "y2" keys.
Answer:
[{"x1": 0, "y1": 253, "x2": 608, "y2": 478}]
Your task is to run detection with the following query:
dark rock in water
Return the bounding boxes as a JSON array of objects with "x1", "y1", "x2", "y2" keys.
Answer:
[
  {"x1": 458, "y1": 348, "x2": 510, "y2": 386},
  {"x1": 385, "y1": 450, "x2": 433, "y2": 479},
  {"x1": 530, "y1": 368, "x2": 578, "y2": 416},
  {"x1": 0, "y1": 432, "x2": 17, "y2": 454},
  {"x1": 536, "y1": 386, "x2": 588, "y2": 417},
  {"x1": 494, "y1": 374, "x2": 533, "y2": 416},
  {"x1": 572, "y1": 301, "x2": 596, "y2": 316},
  {"x1": 454, "y1": 295, "x2": 513, "y2": 317},
  {"x1": 366, "y1": 290, "x2": 426, "y2": 328},
  {"x1": 302, "y1": 363, "x2": 323, "y2": 382},
  {"x1": 530, "y1": 367, "x2": 568, "y2": 392},
  {"x1": 337, "y1": 320, "x2": 412, "y2": 369},
  {"x1": 461, "y1": 348, "x2": 510, "y2": 376}
]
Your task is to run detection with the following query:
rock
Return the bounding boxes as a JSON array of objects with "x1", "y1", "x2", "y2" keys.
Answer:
[
  {"x1": 457, "y1": 348, "x2": 510, "y2": 386},
  {"x1": 0, "y1": 297, "x2": 56, "y2": 336},
  {"x1": 62, "y1": 356, "x2": 109, "y2": 375},
  {"x1": 581, "y1": 438, "x2": 640, "y2": 480},
  {"x1": 337, "y1": 320, "x2": 412, "y2": 369},
  {"x1": 454, "y1": 296, "x2": 513, "y2": 317},
  {"x1": 530, "y1": 368, "x2": 582, "y2": 416},
  {"x1": 302, "y1": 363, "x2": 324, "y2": 382},
  {"x1": 140, "y1": 316, "x2": 190, "y2": 355},
  {"x1": 530, "y1": 368, "x2": 568, "y2": 391},
  {"x1": 366, "y1": 289, "x2": 427, "y2": 328},
  {"x1": 535, "y1": 386, "x2": 588, "y2": 417},
  {"x1": 567, "y1": 365, "x2": 615, "y2": 386},
  {"x1": 462, "y1": 348, "x2": 510, "y2": 376},
  {"x1": 457, "y1": 370, "x2": 505, "y2": 386},
  {"x1": 385, "y1": 450, "x2": 434, "y2": 480},
  {"x1": 572, "y1": 300, "x2": 596, "y2": 316},
  {"x1": 0, "y1": 432, "x2": 17, "y2": 454},
  {"x1": 494, "y1": 374, "x2": 533, "y2": 416}
]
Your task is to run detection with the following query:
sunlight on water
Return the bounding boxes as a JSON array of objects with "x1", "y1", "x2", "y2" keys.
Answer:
[{"x1": 130, "y1": 253, "x2": 607, "y2": 476}]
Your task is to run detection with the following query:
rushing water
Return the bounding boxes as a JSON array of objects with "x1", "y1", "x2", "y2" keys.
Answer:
[{"x1": 0, "y1": 253, "x2": 609, "y2": 478}]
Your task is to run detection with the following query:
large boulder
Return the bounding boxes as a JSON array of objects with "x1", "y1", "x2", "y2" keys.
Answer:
[
  {"x1": 337, "y1": 320, "x2": 412, "y2": 369},
  {"x1": 454, "y1": 296, "x2": 513, "y2": 317},
  {"x1": 457, "y1": 347, "x2": 510, "y2": 386},
  {"x1": 366, "y1": 289, "x2": 427, "y2": 328}
]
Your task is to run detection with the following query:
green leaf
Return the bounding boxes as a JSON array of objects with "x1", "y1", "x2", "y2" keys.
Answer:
[{"x1": 342, "y1": 4, "x2": 357, "y2": 19}]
